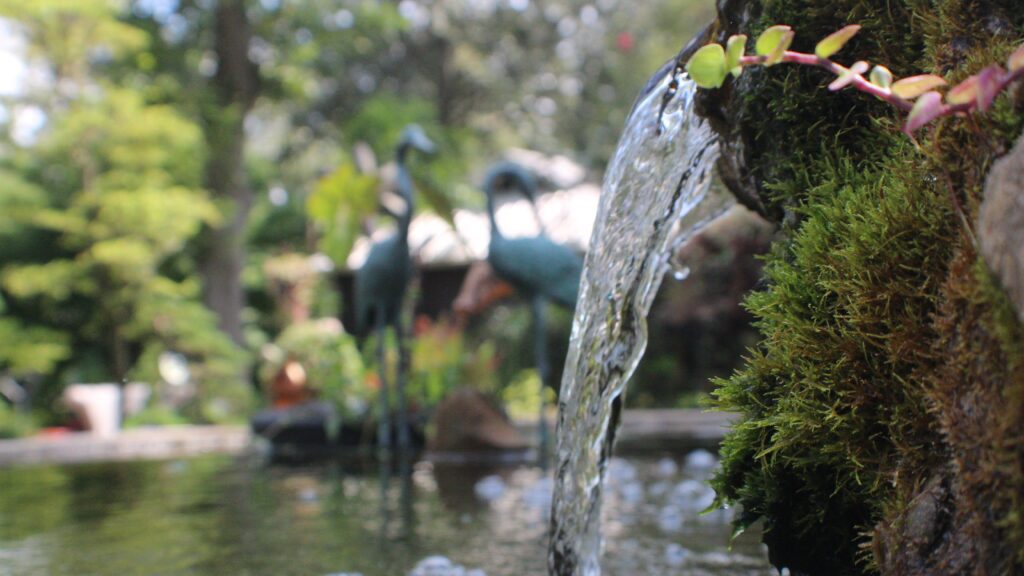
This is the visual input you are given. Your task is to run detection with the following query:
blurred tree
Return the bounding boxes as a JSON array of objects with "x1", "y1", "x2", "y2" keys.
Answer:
[
  {"x1": 198, "y1": 0, "x2": 261, "y2": 346},
  {"x1": 0, "y1": 1, "x2": 251, "y2": 422},
  {"x1": 0, "y1": 0, "x2": 719, "y2": 422}
]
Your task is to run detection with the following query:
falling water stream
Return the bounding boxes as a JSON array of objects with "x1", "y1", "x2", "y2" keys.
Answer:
[{"x1": 548, "y1": 67, "x2": 735, "y2": 575}]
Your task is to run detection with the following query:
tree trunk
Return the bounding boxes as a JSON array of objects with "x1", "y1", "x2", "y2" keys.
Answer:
[{"x1": 200, "y1": 0, "x2": 260, "y2": 346}]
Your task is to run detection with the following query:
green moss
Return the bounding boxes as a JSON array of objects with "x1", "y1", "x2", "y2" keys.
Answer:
[
  {"x1": 710, "y1": 0, "x2": 1024, "y2": 573},
  {"x1": 714, "y1": 149, "x2": 953, "y2": 573}
]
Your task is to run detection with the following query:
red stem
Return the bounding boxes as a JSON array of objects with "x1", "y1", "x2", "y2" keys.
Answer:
[{"x1": 738, "y1": 52, "x2": 1024, "y2": 121}]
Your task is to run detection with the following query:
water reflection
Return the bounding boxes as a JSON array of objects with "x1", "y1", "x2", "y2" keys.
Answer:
[{"x1": 0, "y1": 452, "x2": 771, "y2": 575}]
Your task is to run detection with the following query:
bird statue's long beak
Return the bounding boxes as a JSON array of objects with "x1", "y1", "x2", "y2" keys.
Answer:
[
  {"x1": 401, "y1": 124, "x2": 436, "y2": 155},
  {"x1": 413, "y1": 132, "x2": 436, "y2": 155}
]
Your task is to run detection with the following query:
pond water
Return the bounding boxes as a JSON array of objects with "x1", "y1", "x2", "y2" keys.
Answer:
[{"x1": 0, "y1": 451, "x2": 772, "y2": 575}]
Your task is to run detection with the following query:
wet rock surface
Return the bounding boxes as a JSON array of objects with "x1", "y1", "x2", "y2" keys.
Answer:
[{"x1": 980, "y1": 133, "x2": 1024, "y2": 321}]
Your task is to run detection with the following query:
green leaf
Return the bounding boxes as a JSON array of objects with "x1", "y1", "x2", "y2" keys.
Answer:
[
  {"x1": 686, "y1": 43, "x2": 728, "y2": 89},
  {"x1": 307, "y1": 162, "x2": 380, "y2": 266},
  {"x1": 766, "y1": 30, "x2": 795, "y2": 66},
  {"x1": 726, "y1": 35, "x2": 747, "y2": 77},
  {"x1": 755, "y1": 25, "x2": 793, "y2": 64},
  {"x1": 891, "y1": 74, "x2": 947, "y2": 100},
  {"x1": 869, "y1": 65, "x2": 893, "y2": 89},
  {"x1": 815, "y1": 25, "x2": 861, "y2": 59},
  {"x1": 1008, "y1": 44, "x2": 1024, "y2": 73}
]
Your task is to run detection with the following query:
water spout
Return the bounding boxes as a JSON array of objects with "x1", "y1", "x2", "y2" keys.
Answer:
[{"x1": 548, "y1": 67, "x2": 733, "y2": 575}]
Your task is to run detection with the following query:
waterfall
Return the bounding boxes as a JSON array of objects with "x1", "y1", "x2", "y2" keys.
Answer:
[{"x1": 548, "y1": 66, "x2": 732, "y2": 575}]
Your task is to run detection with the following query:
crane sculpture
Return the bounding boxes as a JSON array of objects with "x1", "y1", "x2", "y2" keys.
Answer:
[
  {"x1": 482, "y1": 162, "x2": 583, "y2": 455},
  {"x1": 355, "y1": 124, "x2": 435, "y2": 452}
]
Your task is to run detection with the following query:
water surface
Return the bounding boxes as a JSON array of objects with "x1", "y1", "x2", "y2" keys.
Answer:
[{"x1": 0, "y1": 452, "x2": 769, "y2": 575}]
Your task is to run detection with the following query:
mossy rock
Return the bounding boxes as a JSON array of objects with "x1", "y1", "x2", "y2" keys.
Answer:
[{"x1": 695, "y1": 0, "x2": 1024, "y2": 573}]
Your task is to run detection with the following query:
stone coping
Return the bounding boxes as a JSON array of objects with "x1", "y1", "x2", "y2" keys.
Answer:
[
  {"x1": 0, "y1": 410, "x2": 736, "y2": 467},
  {"x1": 0, "y1": 425, "x2": 250, "y2": 468}
]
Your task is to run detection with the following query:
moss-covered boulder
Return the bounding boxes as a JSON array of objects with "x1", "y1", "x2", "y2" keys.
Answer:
[{"x1": 693, "y1": 1, "x2": 1024, "y2": 573}]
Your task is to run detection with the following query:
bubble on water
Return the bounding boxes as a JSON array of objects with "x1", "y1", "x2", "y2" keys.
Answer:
[
  {"x1": 408, "y1": 555, "x2": 487, "y2": 576},
  {"x1": 683, "y1": 449, "x2": 717, "y2": 473},
  {"x1": 657, "y1": 506, "x2": 684, "y2": 533},
  {"x1": 671, "y1": 479, "x2": 716, "y2": 513},
  {"x1": 522, "y1": 476, "x2": 554, "y2": 509},
  {"x1": 473, "y1": 475, "x2": 506, "y2": 502},
  {"x1": 648, "y1": 480, "x2": 671, "y2": 498},
  {"x1": 655, "y1": 457, "x2": 678, "y2": 477},
  {"x1": 664, "y1": 543, "x2": 691, "y2": 567},
  {"x1": 606, "y1": 458, "x2": 637, "y2": 485},
  {"x1": 617, "y1": 481, "x2": 644, "y2": 504}
]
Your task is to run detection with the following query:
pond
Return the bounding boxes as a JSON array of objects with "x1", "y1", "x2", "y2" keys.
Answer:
[{"x1": 0, "y1": 450, "x2": 773, "y2": 575}]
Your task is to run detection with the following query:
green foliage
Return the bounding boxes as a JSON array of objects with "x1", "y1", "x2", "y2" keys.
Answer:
[
  {"x1": 686, "y1": 44, "x2": 728, "y2": 89},
  {"x1": 257, "y1": 319, "x2": 370, "y2": 431},
  {"x1": 500, "y1": 369, "x2": 555, "y2": 421},
  {"x1": 755, "y1": 25, "x2": 794, "y2": 65},
  {"x1": 726, "y1": 35, "x2": 747, "y2": 77},
  {"x1": 0, "y1": 404, "x2": 37, "y2": 439},
  {"x1": 0, "y1": 7, "x2": 249, "y2": 421},
  {"x1": 306, "y1": 162, "x2": 379, "y2": 266},
  {"x1": 410, "y1": 317, "x2": 499, "y2": 408},
  {"x1": 815, "y1": 24, "x2": 861, "y2": 59},
  {"x1": 0, "y1": 89, "x2": 231, "y2": 387},
  {"x1": 0, "y1": 318, "x2": 70, "y2": 377}
]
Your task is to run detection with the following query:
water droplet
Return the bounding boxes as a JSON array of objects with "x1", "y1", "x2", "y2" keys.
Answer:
[{"x1": 672, "y1": 267, "x2": 690, "y2": 281}]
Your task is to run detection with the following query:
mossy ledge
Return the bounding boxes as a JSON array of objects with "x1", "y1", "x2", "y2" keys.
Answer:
[{"x1": 694, "y1": 0, "x2": 1024, "y2": 573}]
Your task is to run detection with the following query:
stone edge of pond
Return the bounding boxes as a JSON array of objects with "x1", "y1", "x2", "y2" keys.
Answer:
[{"x1": 0, "y1": 425, "x2": 250, "y2": 467}]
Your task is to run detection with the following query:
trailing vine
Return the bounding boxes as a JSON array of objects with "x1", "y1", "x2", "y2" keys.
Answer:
[{"x1": 684, "y1": 24, "x2": 1024, "y2": 137}]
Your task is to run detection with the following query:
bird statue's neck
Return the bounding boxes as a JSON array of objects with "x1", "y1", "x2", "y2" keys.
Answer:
[
  {"x1": 486, "y1": 186, "x2": 503, "y2": 241},
  {"x1": 395, "y1": 146, "x2": 415, "y2": 238}
]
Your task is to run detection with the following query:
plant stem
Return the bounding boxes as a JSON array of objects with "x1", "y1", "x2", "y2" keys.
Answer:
[{"x1": 739, "y1": 52, "x2": 1024, "y2": 121}]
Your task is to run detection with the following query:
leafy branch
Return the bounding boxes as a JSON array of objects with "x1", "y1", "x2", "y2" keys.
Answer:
[{"x1": 685, "y1": 24, "x2": 1024, "y2": 136}]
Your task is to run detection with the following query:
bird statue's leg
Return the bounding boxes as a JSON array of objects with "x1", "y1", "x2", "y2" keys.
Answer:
[
  {"x1": 532, "y1": 296, "x2": 550, "y2": 462},
  {"x1": 376, "y1": 308, "x2": 391, "y2": 452},
  {"x1": 394, "y1": 317, "x2": 411, "y2": 452}
]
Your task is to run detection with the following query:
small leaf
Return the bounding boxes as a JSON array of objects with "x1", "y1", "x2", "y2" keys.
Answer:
[
  {"x1": 903, "y1": 91, "x2": 945, "y2": 135},
  {"x1": 828, "y1": 61, "x2": 869, "y2": 91},
  {"x1": 1008, "y1": 44, "x2": 1024, "y2": 72},
  {"x1": 974, "y1": 64, "x2": 1005, "y2": 111},
  {"x1": 755, "y1": 25, "x2": 793, "y2": 60},
  {"x1": 946, "y1": 75, "x2": 978, "y2": 106},
  {"x1": 869, "y1": 65, "x2": 893, "y2": 89},
  {"x1": 891, "y1": 74, "x2": 947, "y2": 100},
  {"x1": 726, "y1": 34, "x2": 747, "y2": 77},
  {"x1": 815, "y1": 25, "x2": 861, "y2": 59},
  {"x1": 686, "y1": 43, "x2": 728, "y2": 89},
  {"x1": 765, "y1": 30, "x2": 795, "y2": 65}
]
